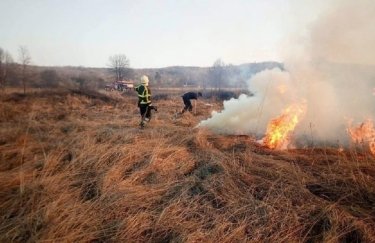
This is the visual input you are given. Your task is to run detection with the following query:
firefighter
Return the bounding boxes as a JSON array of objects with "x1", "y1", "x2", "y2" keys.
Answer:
[
  {"x1": 181, "y1": 91, "x2": 202, "y2": 114},
  {"x1": 135, "y1": 75, "x2": 157, "y2": 128}
]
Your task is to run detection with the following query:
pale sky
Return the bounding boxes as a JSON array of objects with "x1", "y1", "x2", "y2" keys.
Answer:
[{"x1": 0, "y1": 0, "x2": 333, "y2": 68}]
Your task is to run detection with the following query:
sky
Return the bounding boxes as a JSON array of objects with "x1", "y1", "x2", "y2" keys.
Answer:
[{"x1": 0, "y1": 0, "x2": 333, "y2": 68}]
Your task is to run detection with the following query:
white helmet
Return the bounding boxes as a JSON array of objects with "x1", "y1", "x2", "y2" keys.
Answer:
[{"x1": 140, "y1": 75, "x2": 149, "y2": 86}]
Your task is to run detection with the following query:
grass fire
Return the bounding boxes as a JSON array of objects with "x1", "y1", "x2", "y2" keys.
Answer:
[
  {"x1": 263, "y1": 103, "x2": 306, "y2": 149},
  {"x1": 1, "y1": 0, "x2": 375, "y2": 242},
  {"x1": 348, "y1": 120, "x2": 375, "y2": 156},
  {"x1": 0, "y1": 88, "x2": 374, "y2": 242}
]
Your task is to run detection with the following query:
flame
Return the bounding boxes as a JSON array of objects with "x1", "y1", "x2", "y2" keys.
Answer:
[
  {"x1": 277, "y1": 84, "x2": 287, "y2": 94},
  {"x1": 348, "y1": 119, "x2": 375, "y2": 155},
  {"x1": 263, "y1": 104, "x2": 306, "y2": 149}
]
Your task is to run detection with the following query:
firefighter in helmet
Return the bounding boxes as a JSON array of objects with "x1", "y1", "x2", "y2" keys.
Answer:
[{"x1": 135, "y1": 75, "x2": 157, "y2": 127}]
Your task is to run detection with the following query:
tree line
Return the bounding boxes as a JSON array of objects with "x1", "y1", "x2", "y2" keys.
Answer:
[
  {"x1": 0, "y1": 46, "x2": 282, "y2": 93},
  {"x1": 0, "y1": 46, "x2": 110, "y2": 93}
]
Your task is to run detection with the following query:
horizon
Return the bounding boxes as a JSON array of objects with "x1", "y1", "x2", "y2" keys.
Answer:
[{"x1": 21, "y1": 60, "x2": 283, "y2": 70}]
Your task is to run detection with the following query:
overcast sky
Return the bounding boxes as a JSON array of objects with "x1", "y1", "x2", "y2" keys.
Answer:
[{"x1": 0, "y1": 0, "x2": 333, "y2": 68}]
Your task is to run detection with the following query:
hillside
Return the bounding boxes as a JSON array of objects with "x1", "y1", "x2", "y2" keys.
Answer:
[
  {"x1": 135, "y1": 61, "x2": 283, "y2": 87},
  {"x1": 2, "y1": 62, "x2": 282, "y2": 90},
  {"x1": 0, "y1": 89, "x2": 374, "y2": 242}
]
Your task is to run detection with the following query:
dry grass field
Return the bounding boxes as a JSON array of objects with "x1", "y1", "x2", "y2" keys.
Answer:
[{"x1": 1, "y1": 89, "x2": 374, "y2": 242}]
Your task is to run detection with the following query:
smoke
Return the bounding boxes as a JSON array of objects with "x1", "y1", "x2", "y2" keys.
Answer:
[
  {"x1": 199, "y1": 68, "x2": 300, "y2": 135},
  {"x1": 199, "y1": 0, "x2": 375, "y2": 145}
]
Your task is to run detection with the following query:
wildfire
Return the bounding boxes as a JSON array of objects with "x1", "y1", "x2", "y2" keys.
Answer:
[
  {"x1": 277, "y1": 84, "x2": 287, "y2": 94},
  {"x1": 263, "y1": 104, "x2": 306, "y2": 149},
  {"x1": 347, "y1": 119, "x2": 375, "y2": 155}
]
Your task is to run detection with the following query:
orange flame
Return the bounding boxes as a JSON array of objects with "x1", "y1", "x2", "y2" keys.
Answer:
[
  {"x1": 263, "y1": 104, "x2": 306, "y2": 149},
  {"x1": 348, "y1": 119, "x2": 375, "y2": 155}
]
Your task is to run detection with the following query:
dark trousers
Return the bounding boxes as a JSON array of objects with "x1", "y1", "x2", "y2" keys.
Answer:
[
  {"x1": 139, "y1": 104, "x2": 151, "y2": 120},
  {"x1": 140, "y1": 104, "x2": 157, "y2": 120},
  {"x1": 182, "y1": 97, "x2": 193, "y2": 113}
]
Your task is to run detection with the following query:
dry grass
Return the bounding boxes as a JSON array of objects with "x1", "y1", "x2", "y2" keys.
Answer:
[{"x1": 0, "y1": 89, "x2": 374, "y2": 242}]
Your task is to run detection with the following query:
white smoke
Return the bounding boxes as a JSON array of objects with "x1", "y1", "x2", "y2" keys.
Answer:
[
  {"x1": 199, "y1": 68, "x2": 301, "y2": 136},
  {"x1": 199, "y1": 0, "x2": 375, "y2": 145}
]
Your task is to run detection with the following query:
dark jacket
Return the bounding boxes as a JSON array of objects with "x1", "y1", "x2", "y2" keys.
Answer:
[
  {"x1": 135, "y1": 84, "x2": 151, "y2": 105},
  {"x1": 182, "y1": 92, "x2": 198, "y2": 100}
]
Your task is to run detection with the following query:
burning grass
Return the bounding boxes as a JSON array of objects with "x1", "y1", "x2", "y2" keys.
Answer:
[
  {"x1": 348, "y1": 119, "x2": 375, "y2": 156},
  {"x1": 0, "y1": 89, "x2": 374, "y2": 242},
  {"x1": 263, "y1": 103, "x2": 306, "y2": 149}
]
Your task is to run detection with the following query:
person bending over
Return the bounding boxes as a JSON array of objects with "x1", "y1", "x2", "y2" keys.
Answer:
[{"x1": 181, "y1": 91, "x2": 202, "y2": 114}]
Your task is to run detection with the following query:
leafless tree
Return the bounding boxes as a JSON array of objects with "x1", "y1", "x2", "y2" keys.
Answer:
[
  {"x1": 0, "y1": 47, "x2": 14, "y2": 92},
  {"x1": 18, "y1": 46, "x2": 31, "y2": 94},
  {"x1": 154, "y1": 71, "x2": 162, "y2": 88},
  {"x1": 108, "y1": 54, "x2": 131, "y2": 81},
  {"x1": 209, "y1": 58, "x2": 227, "y2": 91}
]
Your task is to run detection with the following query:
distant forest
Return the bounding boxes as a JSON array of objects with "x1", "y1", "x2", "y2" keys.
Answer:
[
  {"x1": 1, "y1": 47, "x2": 282, "y2": 92},
  {"x1": 1, "y1": 62, "x2": 283, "y2": 91}
]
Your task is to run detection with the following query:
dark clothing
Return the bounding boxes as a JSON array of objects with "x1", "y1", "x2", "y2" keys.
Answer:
[
  {"x1": 181, "y1": 92, "x2": 199, "y2": 113},
  {"x1": 182, "y1": 96, "x2": 193, "y2": 112},
  {"x1": 139, "y1": 104, "x2": 151, "y2": 120},
  {"x1": 135, "y1": 84, "x2": 151, "y2": 105},
  {"x1": 182, "y1": 92, "x2": 199, "y2": 100},
  {"x1": 135, "y1": 84, "x2": 154, "y2": 127},
  {"x1": 139, "y1": 104, "x2": 157, "y2": 119}
]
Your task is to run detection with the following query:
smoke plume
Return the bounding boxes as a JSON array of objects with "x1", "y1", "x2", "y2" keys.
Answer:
[{"x1": 199, "y1": 0, "x2": 375, "y2": 145}]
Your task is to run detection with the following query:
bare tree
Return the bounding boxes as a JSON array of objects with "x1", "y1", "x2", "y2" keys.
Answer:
[
  {"x1": 0, "y1": 47, "x2": 14, "y2": 92},
  {"x1": 108, "y1": 54, "x2": 131, "y2": 81},
  {"x1": 154, "y1": 71, "x2": 162, "y2": 88},
  {"x1": 209, "y1": 58, "x2": 227, "y2": 91},
  {"x1": 18, "y1": 46, "x2": 31, "y2": 94}
]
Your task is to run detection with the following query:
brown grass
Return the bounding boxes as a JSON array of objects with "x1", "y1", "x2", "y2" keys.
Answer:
[{"x1": 0, "y1": 89, "x2": 374, "y2": 242}]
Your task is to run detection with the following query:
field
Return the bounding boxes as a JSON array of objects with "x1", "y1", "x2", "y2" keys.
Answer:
[{"x1": 1, "y1": 89, "x2": 374, "y2": 242}]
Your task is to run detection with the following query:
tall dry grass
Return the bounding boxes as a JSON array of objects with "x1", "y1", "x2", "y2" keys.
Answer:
[{"x1": 0, "y1": 89, "x2": 374, "y2": 242}]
